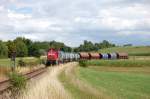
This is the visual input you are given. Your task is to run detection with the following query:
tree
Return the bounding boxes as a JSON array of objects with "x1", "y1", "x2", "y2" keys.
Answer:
[
  {"x1": 97, "y1": 40, "x2": 115, "y2": 49},
  {"x1": 14, "y1": 38, "x2": 28, "y2": 57},
  {"x1": 14, "y1": 37, "x2": 32, "y2": 56},
  {"x1": 50, "y1": 41, "x2": 64, "y2": 50},
  {"x1": 123, "y1": 44, "x2": 132, "y2": 47},
  {"x1": 6, "y1": 40, "x2": 16, "y2": 57},
  {"x1": 77, "y1": 40, "x2": 98, "y2": 52},
  {"x1": 75, "y1": 40, "x2": 115, "y2": 52},
  {"x1": 28, "y1": 43, "x2": 41, "y2": 57},
  {"x1": 0, "y1": 41, "x2": 8, "y2": 58},
  {"x1": 16, "y1": 41, "x2": 28, "y2": 57},
  {"x1": 49, "y1": 40, "x2": 72, "y2": 52}
]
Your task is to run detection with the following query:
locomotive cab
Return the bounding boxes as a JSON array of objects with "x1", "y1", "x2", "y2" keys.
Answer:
[{"x1": 46, "y1": 48, "x2": 59, "y2": 66}]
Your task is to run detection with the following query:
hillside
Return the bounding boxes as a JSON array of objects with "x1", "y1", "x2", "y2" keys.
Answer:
[{"x1": 99, "y1": 46, "x2": 150, "y2": 56}]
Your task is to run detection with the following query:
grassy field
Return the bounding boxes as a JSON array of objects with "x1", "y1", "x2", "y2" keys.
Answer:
[
  {"x1": 99, "y1": 46, "x2": 150, "y2": 56},
  {"x1": 0, "y1": 57, "x2": 44, "y2": 80},
  {"x1": 77, "y1": 59, "x2": 150, "y2": 98},
  {"x1": 59, "y1": 70, "x2": 99, "y2": 99},
  {"x1": 85, "y1": 59, "x2": 150, "y2": 67},
  {"x1": 78, "y1": 66, "x2": 150, "y2": 99},
  {"x1": 59, "y1": 60, "x2": 150, "y2": 99},
  {"x1": 0, "y1": 57, "x2": 40, "y2": 67},
  {"x1": 59, "y1": 63, "x2": 101, "y2": 99}
]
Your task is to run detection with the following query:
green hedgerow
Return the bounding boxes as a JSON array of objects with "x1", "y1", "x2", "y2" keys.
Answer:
[{"x1": 79, "y1": 60, "x2": 88, "y2": 67}]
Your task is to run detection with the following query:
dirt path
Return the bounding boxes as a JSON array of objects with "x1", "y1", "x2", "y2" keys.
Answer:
[
  {"x1": 20, "y1": 63, "x2": 72, "y2": 99},
  {"x1": 64, "y1": 62, "x2": 108, "y2": 99}
]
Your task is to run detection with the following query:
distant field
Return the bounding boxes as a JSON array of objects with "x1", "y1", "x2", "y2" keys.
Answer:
[
  {"x1": 99, "y1": 46, "x2": 150, "y2": 56},
  {"x1": 0, "y1": 57, "x2": 40, "y2": 67}
]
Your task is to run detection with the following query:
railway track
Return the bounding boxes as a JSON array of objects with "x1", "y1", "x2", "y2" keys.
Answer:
[{"x1": 0, "y1": 67, "x2": 46, "y2": 94}]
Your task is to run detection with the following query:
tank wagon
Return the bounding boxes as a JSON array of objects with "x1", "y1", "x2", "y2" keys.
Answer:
[
  {"x1": 108, "y1": 53, "x2": 118, "y2": 59},
  {"x1": 101, "y1": 53, "x2": 109, "y2": 59},
  {"x1": 46, "y1": 48, "x2": 128, "y2": 66}
]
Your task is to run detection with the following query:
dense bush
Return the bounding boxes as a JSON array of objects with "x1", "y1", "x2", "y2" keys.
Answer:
[
  {"x1": 18, "y1": 59, "x2": 26, "y2": 67},
  {"x1": 79, "y1": 60, "x2": 88, "y2": 67}
]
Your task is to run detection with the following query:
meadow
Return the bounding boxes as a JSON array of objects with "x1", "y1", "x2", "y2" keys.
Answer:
[
  {"x1": 99, "y1": 46, "x2": 150, "y2": 56},
  {"x1": 0, "y1": 57, "x2": 45, "y2": 80},
  {"x1": 78, "y1": 66, "x2": 150, "y2": 99},
  {"x1": 85, "y1": 59, "x2": 150, "y2": 67},
  {"x1": 59, "y1": 56, "x2": 150, "y2": 99}
]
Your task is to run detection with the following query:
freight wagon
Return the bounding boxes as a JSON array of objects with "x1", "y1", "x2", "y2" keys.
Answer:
[{"x1": 46, "y1": 48, "x2": 128, "y2": 66}]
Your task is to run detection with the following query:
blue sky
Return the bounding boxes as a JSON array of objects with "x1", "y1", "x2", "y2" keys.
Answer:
[{"x1": 0, "y1": 0, "x2": 150, "y2": 47}]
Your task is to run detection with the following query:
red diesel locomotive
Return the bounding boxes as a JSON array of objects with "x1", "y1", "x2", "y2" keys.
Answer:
[{"x1": 46, "y1": 48, "x2": 59, "y2": 66}]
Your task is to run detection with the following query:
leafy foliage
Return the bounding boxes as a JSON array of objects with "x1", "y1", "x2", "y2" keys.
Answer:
[
  {"x1": 6, "y1": 40, "x2": 16, "y2": 57},
  {"x1": 74, "y1": 40, "x2": 115, "y2": 52},
  {"x1": 0, "y1": 41, "x2": 8, "y2": 58},
  {"x1": 15, "y1": 39, "x2": 28, "y2": 57},
  {"x1": 18, "y1": 59, "x2": 26, "y2": 67},
  {"x1": 79, "y1": 60, "x2": 88, "y2": 67}
]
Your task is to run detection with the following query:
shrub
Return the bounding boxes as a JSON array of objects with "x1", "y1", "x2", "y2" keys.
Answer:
[
  {"x1": 79, "y1": 60, "x2": 88, "y2": 67},
  {"x1": 18, "y1": 59, "x2": 26, "y2": 67},
  {"x1": 8, "y1": 72, "x2": 27, "y2": 98}
]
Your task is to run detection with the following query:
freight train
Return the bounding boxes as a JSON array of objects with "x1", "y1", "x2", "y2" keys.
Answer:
[{"x1": 46, "y1": 48, "x2": 128, "y2": 66}]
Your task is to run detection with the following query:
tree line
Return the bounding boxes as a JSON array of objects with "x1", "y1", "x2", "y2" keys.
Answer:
[{"x1": 0, "y1": 37, "x2": 115, "y2": 58}]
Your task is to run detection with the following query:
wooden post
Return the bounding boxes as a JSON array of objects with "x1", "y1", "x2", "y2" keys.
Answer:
[{"x1": 11, "y1": 51, "x2": 16, "y2": 72}]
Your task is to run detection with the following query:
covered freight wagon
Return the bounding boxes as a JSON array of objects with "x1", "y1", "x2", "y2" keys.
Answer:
[
  {"x1": 89, "y1": 53, "x2": 100, "y2": 59},
  {"x1": 117, "y1": 53, "x2": 128, "y2": 59},
  {"x1": 79, "y1": 52, "x2": 90, "y2": 59}
]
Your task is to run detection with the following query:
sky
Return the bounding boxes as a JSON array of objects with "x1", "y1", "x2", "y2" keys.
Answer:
[{"x1": 0, "y1": 0, "x2": 150, "y2": 47}]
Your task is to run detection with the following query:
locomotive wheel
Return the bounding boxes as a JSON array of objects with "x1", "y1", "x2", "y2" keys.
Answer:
[{"x1": 46, "y1": 61, "x2": 50, "y2": 67}]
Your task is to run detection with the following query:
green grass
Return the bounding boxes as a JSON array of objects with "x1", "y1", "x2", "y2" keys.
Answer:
[
  {"x1": 59, "y1": 70, "x2": 86, "y2": 99},
  {"x1": 78, "y1": 66, "x2": 150, "y2": 99},
  {"x1": 0, "y1": 57, "x2": 39, "y2": 67},
  {"x1": 85, "y1": 59, "x2": 150, "y2": 67},
  {"x1": 59, "y1": 68, "x2": 98, "y2": 99},
  {"x1": 99, "y1": 46, "x2": 150, "y2": 56}
]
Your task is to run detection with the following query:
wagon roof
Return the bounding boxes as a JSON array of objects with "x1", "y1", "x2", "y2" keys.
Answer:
[
  {"x1": 89, "y1": 53, "x2": 99, "y2": 56},
  {"x1": 79, "y1": 52, "x2": 89, "y2": 57},
  {"x1": 117, "y1": 52, "x2": 128, "y2": 56}
]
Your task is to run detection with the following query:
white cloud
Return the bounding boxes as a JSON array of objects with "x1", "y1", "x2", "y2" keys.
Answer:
[
  {"x1": 0, "y1": 0, "x2": 150, "y2": 46},
  {"x1": 8, "y1": 10, "x2": 32, "y2": 19}
]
